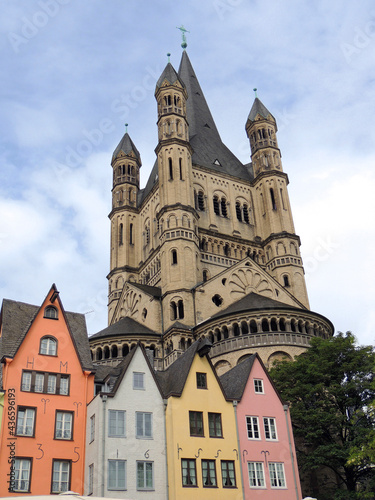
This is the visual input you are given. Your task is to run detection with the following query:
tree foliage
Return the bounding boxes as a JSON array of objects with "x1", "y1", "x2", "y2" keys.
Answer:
[{"x1": 270, "y1": 332, "x2": 375, "y2": 499}]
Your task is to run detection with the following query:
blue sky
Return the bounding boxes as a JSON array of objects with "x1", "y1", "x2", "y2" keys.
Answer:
[{"x1": 1, "y1": 0, "x2": 375, "y2": 345}]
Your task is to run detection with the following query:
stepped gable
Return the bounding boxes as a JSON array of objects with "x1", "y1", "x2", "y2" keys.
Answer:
[
  {"x1": 178, "y1": 51, "x2": 253, "y2": 181},
  {"x1": 89, "y1": 316, "x2": 158, "y2": 340}
]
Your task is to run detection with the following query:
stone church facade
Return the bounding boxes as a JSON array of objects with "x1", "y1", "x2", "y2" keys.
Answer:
[{"x1": 89, "y1": 50, "x2": 333, "y2": 374}]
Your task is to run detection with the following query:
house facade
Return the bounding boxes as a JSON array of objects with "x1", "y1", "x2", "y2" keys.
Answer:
[
  {"x1": 85, "y1": 344, "x2": 167, "y2": 499},
  {"x1": 0, "y1": 285, "x2": 94, "y2": 496}
]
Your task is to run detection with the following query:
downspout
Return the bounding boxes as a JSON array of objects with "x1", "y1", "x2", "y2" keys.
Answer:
[
  {"x1": 163, "y1": 399, "x2": 169, "y2": 500},
  {"x1": 233, "y1": 401, "x2": 245, "y2": 500},
  {"x1": 283, "y1": 404, "x2": 299, "y2": 500},
  {"x1": 101, "y1": 395, "x2": 107, "y2": 497},
  {"x1": 81, "y1": 371, "x2": 91, "y2": 495}
]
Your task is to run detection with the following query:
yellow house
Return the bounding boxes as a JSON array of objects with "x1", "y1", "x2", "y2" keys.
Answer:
[{"x1": 158, "y1": 339, "x2": 244, "y2": 499}]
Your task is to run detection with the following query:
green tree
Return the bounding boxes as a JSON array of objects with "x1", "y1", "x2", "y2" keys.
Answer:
[{"x1": 270, "y1": 332, "x2": 375, "y2": 499}]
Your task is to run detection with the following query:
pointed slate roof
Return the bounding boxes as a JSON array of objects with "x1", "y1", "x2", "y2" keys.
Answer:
[
  {"x1": 178, "y1": 51, "x2": 253, "y2": 181},
  {"x1": 220, "y1": 354, "x2": 257, "y2": 400},
  {"x1": 0, "y1": 294, "x2": 93, "y2": 371},
  {"x1": 90, "y1": 316, "x2": 159, "y2": 340},
  {"x1": 112, "y1": 132, "x2": 141, "y2": 163},
  {"x1": 156, "y1": 62, "x2": 185, "y2": 89},
  {"x1": 247, "y1": 97, "x2": 275, "y2": 123},
  {"x1": 156, "y1": 338, "x2": 212, "y2": 398}
]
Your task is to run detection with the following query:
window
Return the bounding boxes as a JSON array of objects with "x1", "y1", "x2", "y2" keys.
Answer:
[
  {"x1": 283, "y1": 275, "x2": 290, "y2": 287},
  {"x1": 90, "y1": 415, "x2": 95, "y2": 443},
  {"x1": 119, "y1": 223, "x2": 123, "y2": 245},
  {"x1": 189, "y1": 411, "x2": 204, "y2": 436},
  {"x1": 202, "y1": 460, "x2": 217, "y2": 487},
  {"x1": 172, "y1": 249, "x2": 178, "y2": 265},
  {"x1": 270, "y1": 188, "x2": 277, "y2": 210},
  {"x1": 246, "y1": 416, "x2": 260, "y2": 439},
  {"x1": 221, "y1": 460, "x2": 236, "y2": 488},
  {"x1": 269, "y1": 462, "x2": 286, "y2": 488},
  {"x1": 21, "y1": 371, "x2": 69, "y2": 395},
  {"x1": 181, "y1": 459, "x2": 197, "y2": 487},
  {"x1": 264, "y1": 417, "x2": 277, "y2": 440},
  {"x1": 254, "y1": 379, "x2": 264, "y2": 393},
  {"x1": 197, "y1": 190, "x2": 205, "y2": 211},
  {"x1": 16, "y1": 407, "x2": 36, "y2": 437},
  {"x1": 44, "y1": 306, "x2": 58, "y2": 319},
  {"x1": 248, "y1": 462, "x2": 265, "y2": 488},
  {"x1": 51, "y1": 460, "x2": 71, "y2": 493},
  {"x1": 129, "y1": 223, "x2": 133, "y2": 244},
  {"x1": 88, "y1": 464, "x2": 94, "y2": 495},
  {"x1": 55, "y1": 411, "x2": 73, "y2": 440},
  {"x1": 108, "y1": 410, "x2": 126, "y2": 437},
  {"x1": 208, "y1": 413, "x2": 222, "y2": 438},
  {"x1": 235, "y1": 202, "x2": 242, "y2": 221},
  {"x1": 13, "y1": 458, "x2": 32, "y2": 492},
  {"x1": 136, "y1": 412, "x2": 152, "y2": 439},
  {"x1": 137, "y1": 461, "x2": 153, "y2": 490},
  {"x1": 133, "y1": 372, "x2": 144, "y2": 390},
  {"x1": 196, "y1": 372, "x2": 207, "y2": 389},
  {"x1": 40, "y1": 336, "x2": 57, "y2": 355},
  {"x1": 221, "y1": 197, "x2": 228, "y2": 218},
  {"x1": 168, "y1": 157, "x2": 173, "y2": 180},
  {"x1": 213, "y1": 195, "x2": 220, "y2": 215},
  {"x1": 108, "y1": 460, "x2": 126, "y2": 490}
]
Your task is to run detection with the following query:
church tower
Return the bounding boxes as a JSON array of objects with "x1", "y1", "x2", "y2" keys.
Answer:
[{"x1": 90, "y1": 47, "x2": 333, "y2": 372}]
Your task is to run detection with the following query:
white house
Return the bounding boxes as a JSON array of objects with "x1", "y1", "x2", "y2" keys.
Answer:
[{"x1": 85, "y1": 344, "x2": 167, "y2": 499}]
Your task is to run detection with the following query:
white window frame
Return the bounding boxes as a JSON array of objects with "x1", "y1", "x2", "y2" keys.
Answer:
[
  {"x1": 108, "y1": 459, "x2": 126, "y2": 490},
  {"x1": 248, "y1": 461, "x2": 265, "y2": 488},
  {"x1": 88, "y1": 464, "x2": 94, "y2": 495},
  {"x1": 16, "y1": 407, "x2": 36, "y2": 437},
  {"x1": 90, "y1": 414, "x2": 95, "y2": 443},
  {"x1": 55, "y1": 411, "x2": 73, "y2": 440},
  {"x1": 264, "y1": 417, "x2": 278, "y2": 440},
  {"x1": 51, "y1": 460, "x2": 71, "y2": 493},
  {"x1": 136, "y1": 461, "x2": 154, "y2": 490},
  {"x1": 254, "y1": 378, "x2": 264, "y2": 393},
  {"x1": 47, "y1": 374, "x2": 57, "y2": 394},
  {"x1": 35, "y1": 373, "x2": 44, "y2": 393},
  {"x1": 136, "y1": 412, "x2": 152, "y2": 439},
  {"x1": 133, "y1": 372, "x2": 145, "y2": 390},
  {"x1": 40, "y1": 336, "x2": 57, "y2": 355},
  {"x1": 108, "y1": 410, "x2": 126, "y2": 437},
  {"x1": 246, "y1": 416, "x2": 260, "y2": 439},
  {"x1": 269, "y1": 462, "x2": 286, "y2": 488},
  {"x1": 21, "y1": 372, "x2": 31, "y2": 392},
  {"x1": 13, "y1": 458, "x2": 32, "y2": 492}
]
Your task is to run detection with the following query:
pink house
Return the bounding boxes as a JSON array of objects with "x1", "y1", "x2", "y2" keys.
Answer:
[{"x1": 220, "y1": 354, "x2": 302, "y2": 499}]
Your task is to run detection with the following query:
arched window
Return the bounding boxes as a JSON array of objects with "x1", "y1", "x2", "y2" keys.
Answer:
[
  {"x1": 104, "y1": 346, "x2": 110, "y2": 359},
  {"x1": 243, "y1": 204, "x2": 250, "y2": 224},
  {"x1": 119, "y1": 223, "x2": 123, "y2": 245},
  {"x1": 197, "y1": 191, "x2": 205, "y2": 211},
  {"x1": 96, "y1": 347, "x2": 103, "y2": 361},
  {"x1": 145, "y1": 225, "x2": 150, "y2": 245},
  {"x1": 203, "y1": 270, "x2": 208, "y2": 282},
  {"x1": 165, "y1": 95, "x2": 171, "y2": 106},
  {"x1": 122, "y1": 344, "x2": 129, "y2": 357},
  {"x1": 250, "y1": 320, "x2": 257, "y2": 333},
  {"x1": 271, "y1": 318, "x2": 278, "y2": 332},
  {"x1": 262, "y1": 319, "x2": 270, "y2": 332},
  {"x1": 283, "y1": 275, "x2": 290, "y2": 287},
  {"x1": 233, "y1": 323, "x2": 240, "y2": 337},
  {"x1": 129, "y1": 224, "x2": 133, "y2": 245},
  {"x1": 170, "y1": 301, "x2": 178, "y2": 320},
  {"x1": 44, "y1": 306, "x2": 58, "y2": 320},
  {"x1": 111, "y1": 345, "x2": 118, "y2": 358},
  {"x1": 236, "y1": 202, "x2": 242, "y2": 222},
  {"x1": 179, "y1": 158, "x2": 183, "y2": 180},
  {"x1": 224, "y1": 243, "x2": 230, "y2": 257},
  {"x1": 178, "y1": 300, "x2": 184, "y2": 319},
  {"x1": 172, "y1": 250, "x2": 178, "y2": 265},
  {"x1": 221, "y1": 197, "x2": 228, "y2": 218},
  {"x1": 270, "y1": 188, "x2": 277, "y2": 210},
  {"x1": 241, "y1": 321, "x2": 249, "y2": 335},
  {"x1": 213, "y1": 195, "x2": 220, "y2": 215},
  {"x1": 40, "y1": 336, "x2": 57, "y2": 356},
  {"x1": 168, "y1": 158, "x2": 173, "y2": 180}
]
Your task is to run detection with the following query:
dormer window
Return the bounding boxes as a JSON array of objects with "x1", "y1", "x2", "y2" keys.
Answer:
[
  {"x1": 40, "y1": 336, "x2": 57, "y2": 356},
  {"x1": 44, "y1": 306, "x2": 58, "y2": 320}
]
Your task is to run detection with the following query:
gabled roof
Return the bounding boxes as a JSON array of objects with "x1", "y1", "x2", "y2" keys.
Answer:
[
  {"x1": 220, "y1": 353, "x2": 284, "y2": 405},
  {"x1": 178, "y1": 51, "x2": 253, "y2": 181},
  {"x1": 247, "y1": 97, "x2": 275, "y2": 123},
  {"x1": 0, "y1": 286, "x2": 93, "y2": 371},
  {"x1": 156, "y1": 338, "x2": 213, "y2": 398},
  {"x1": 90, "y1": 316, "x2": 159, "y2": 340},
  {"x1": 220, "y1": 354, "x2": 257, "y2": 400},
  {"x1": 129, "y1": 282, "x2": 161, "y2": 298},
  {"x1": 112, "y1": 132, "x2": 141, "y2": 163},
  {"x1": 156, "y1": 62, "x2": 185, "y2": 89}
]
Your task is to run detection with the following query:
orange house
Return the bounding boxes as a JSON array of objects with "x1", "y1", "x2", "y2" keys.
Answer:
[{"x1": 0, "y1": 285, "x2": 95, "y2": 495}]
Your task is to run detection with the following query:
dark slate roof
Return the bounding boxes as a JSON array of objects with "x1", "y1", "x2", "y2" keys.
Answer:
[
  {"x1": 0, "y1": 297, "x2": 93, "y2": 371},
  {"x1": 93, "y1": 364, "x2": 113, "y2": 383},
  {"x1": 112, "y1": 132, "x2": 141, "y2": 163},
  {"x1": 138, "y1": 160, "x2": 158, "y2": 205},
  {"x1": 220, "y1": 354, "x2": 257, "y2": 400},
  {"x1": 247, "y1": 97, "x2": 275, "y2": 122},
  {"x1": 178, "y1": 51, "x2": 253, "y2": 181},
  {"x1": 130, "y1": 282, "x2": 161, "y2": 297},
  {"x1": 90, "y1": 316, "x2": 159, "y2": 340},
  {"x1": 164, "y1": 321, "x2": 192, "y2": 334},
  {"x1": 156, "y1": 338, "x2": 213, "y2": 398},
  {"x1": 156, "y1": 62, "x2": 185, "y2": 89}
]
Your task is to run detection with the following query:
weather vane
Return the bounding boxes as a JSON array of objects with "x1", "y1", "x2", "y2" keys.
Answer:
[
  {"x1": 253, "y1": 88, "x2": 258, "y2": 98},
  {"x1": 177, "y1": 25, "x2": 189, "y2": 50},
  {"x1": 125, "y1": 123, "x2": 128, "y2": 133}
]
